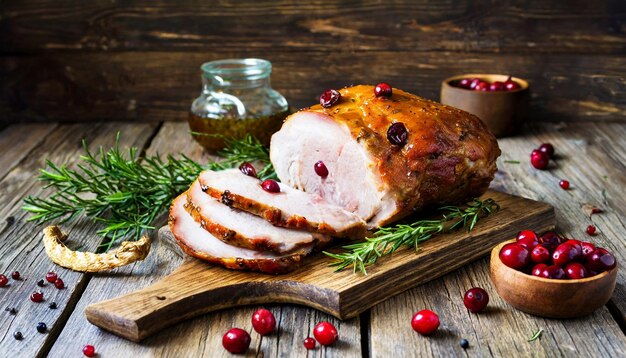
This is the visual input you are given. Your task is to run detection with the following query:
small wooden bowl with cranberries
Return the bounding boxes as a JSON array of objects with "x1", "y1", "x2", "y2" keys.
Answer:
[
  {"x1": 490, "y1": 230, "x2": 618, "y2": 318},
  {"x1": 440, "y1": 74, "x2": 529, "y2": 138}
]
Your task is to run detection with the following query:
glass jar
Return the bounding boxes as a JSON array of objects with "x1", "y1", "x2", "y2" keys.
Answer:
[{"x1": 188, "y1": 58, "x2": 289, "y2": 152}]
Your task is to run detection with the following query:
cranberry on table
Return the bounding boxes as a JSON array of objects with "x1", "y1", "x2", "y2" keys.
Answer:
[
  {"x1": 559, "y1": 180, "x2": 570, "y2": 190},
  {"x1": 82, "y1": 344, "x2": 96, "y2": 357},
  {"x1": 581, "y1": 241, "x2": 596, "y2": 259},
  {"x1": 239, "y1": 162, "x2": 257, "y2": 178},
  {"x1": 314, "y1": 161, "x2": 329, "y2": 178},
  {"x1": 313, "y1": 321, "x2": 338, "y2": 346},
  {"x1": 30, "y1": 291, "x2": 44, "y2": 303},
  {"x1": 499, "y1": 243, "x2": 530, "y2": 270},
  {"x1": 586, "y1": 248, "x2": 616, "y2": 272},
  {"x1": 530, "y1": 151, "x2": 549, "y2": 170},
  {"x1": 251, "y1": 308, "x2": 276, "y2": 336},
  {"x1": 532, "y1": 263, "x2": 548, "y2": 277},
  {"x1": 11, "y1": 271, "x2": 20, "y2": 280},
  {"x1": 319, "y1": 89, "x2": 341, "y2": 108},
  {"x1": 45, "y1": 271, "x2": 58, "y2": 283},
  {"x1": 387, "y1": 122, "x2": 409, "y2": 147},
  {"x1": 222, "y1": 328, "x2": 251, "y2": 354},
  {"x1": 463, "y1": 287, "x2": 489, "y2": 313},
  {"x1": 0, "y1": 274, "x2": 8, "y2": 287},
  {"x1": 374, "y1": 82, "x2": 393, "y2": 98},
  {"x1": 565, "y1": 262, "x2": 588, "y2": 279},
  {"x1": 54, "y1": 278, "x2": 65, "y2": 289},
  {"x1": 303, "y1": 337, "x2": 316, "y2": 350},
  {"x1": 586, "y1": 225, "x2": 597, "y2": 235},
  {"x1": 531, "y1": 245, "x2": 551, "y2": 264},
  {"x1": 538, "y1": 143, "x2": 555, "y2": 158},
  {"x1": 411, "y1": 309, "x2": 440, "y2": 335},
  {"x1": 541, "y1": 265, "x2": 565, "y2": 279},
  {"x1": 552, "y1": 243, "x2": 579, "y2": 266},
  {"x1": 261, "y1": 179, "x2": 280, "y2": 193}
]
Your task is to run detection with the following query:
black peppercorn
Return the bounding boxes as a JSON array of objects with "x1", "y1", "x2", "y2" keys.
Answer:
[
  {"x1": 37, "y1": 279, "x2": 45, "y2": 287},
  {"x1": 6, "y1": 216, "x2": 15, "y2": 226},
  {"x1": 460, "y1": 338, "x2": 469, "y2": 349},
  {"x1": 36, "y1": 322, "x2": 47, "y2": 333},
  {"x1": 49, "y1": 302, "x2": 57, "y2": 309},
  {"x1": 13, "y1": 331, "x2": 23, "y2": 340}
]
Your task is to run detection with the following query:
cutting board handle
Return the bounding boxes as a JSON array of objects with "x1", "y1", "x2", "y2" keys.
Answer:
[{"x1": 84, "y1": 259, "x2": 338, "y2": 342}]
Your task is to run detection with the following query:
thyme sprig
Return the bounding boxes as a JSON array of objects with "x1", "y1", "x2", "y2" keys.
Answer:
[
  {"x1": 324, "y1": 198, "x2": 500, "y2": 274},
  {"x1": 22, "y1": 133, "x2": 274, "y2": 251}
]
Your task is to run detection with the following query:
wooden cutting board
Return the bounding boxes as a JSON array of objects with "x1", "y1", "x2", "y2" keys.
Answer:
[{"x1": 85, "y1": 190, "x2": 555, "y2": 342}]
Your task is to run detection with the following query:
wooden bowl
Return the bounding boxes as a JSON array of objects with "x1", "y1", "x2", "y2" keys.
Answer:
[
  {"x1": 440, "y1": 74, "x2": 529, "y2": 138},
  {"x1": 490, "y1": 239, "x2": 618, "y2": 318}
]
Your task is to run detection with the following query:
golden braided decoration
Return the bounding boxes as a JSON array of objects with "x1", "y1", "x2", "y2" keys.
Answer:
[{"x1": 43, "y1": 226, "x2": 151, "y2": 272}]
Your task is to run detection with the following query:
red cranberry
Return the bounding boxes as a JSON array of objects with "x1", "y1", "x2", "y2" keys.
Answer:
[
  {"x1": 54, "y1": 278, "x2": 64, "y2": 289},
  {"x1": 82, "y1": 345, "x2": 96, "y2": 357},
  {"x1": 531, "y1": 245, "x2": 551, "y2": 264},
  {"x1": 411, "y1": 310, "x2": 439, "y2": 335},
  {"x1": 586, "y1": 225, "x2": 597, "y2": 235},
  {"x1": 11, "y1": 271, "x2": 20, "y2": 280},
  {"x1": 565, "y1": 262, "x2": 588, "y2": 279},
  {"x1": 303, "y1": 337, "x2": 316, "y2": 350},
  {"x1": 581, "y1": 241, "x2": 596, "y2": 259},
  {"x1": 314, "y1": 161, "x2": 329, "y2": 178},
  {"x1": 517, "y1": 230, "x2": 538, "y2": 242},
  {"x1": 463, "y1": 288, "x2": 489, "y2": 313},
  {"x1": 374, "y1": 82, "x2": 392, "y2": 98},
  {"x1": 239, "y1": 162, "x2": 257, "y2": 178},
  {"x1": 517, "y1": 236, "x2": 539, "y2": 250},
  {"x1": 504, "y1": 76, "x2": 521, "y2": 91},
  {"x1": 261, "y1": 179, "x2": 280, "y2": 193},
  {"x1": 559, "y1": 180, "x2": 570, "y2": 190},
  {"x1": 530, "y1": 151, "x2": 549, "y2": 170},
  {"x1": 532, "y1": 263, "x2": 548, "y2": 277},
  {"x1": 587, "y1": 248, "x2": 616, "y2": 272},
  {"x1": 499, "y1": 243, "x2": 530, "y2": 270},
  {"x1": 319, "y1": 89, "x2": 341, "y2": 108},
  {"x1": 469, "y1": 78, "x2": 481, "y2": 90},
  {"x1": 313, "y1": 322, "x2": 338, "y2": 346},
  {"x1": 30, "y1": 291, "x2": 44, "y2": 303},
  {"x1": 0, "y1": 275, "x2": 8, "y2": 287},
  {"x1": 489, "y1": 81, "x2": 505, "y2": 91},
  {"x1": 458, "y1": 78, "x2": 472, "y2": 88},
  {"x1": 251, "y1": 308, "x2": 276, "y2": 336},
  {"x1": 540, "y1": 231, "x2": 562, "y2": 250},
  {"x1": 475, "y1": 81, "x2": 490, "y2": 91},
  {"x1": 45, "y1": 271, "x2": 57, "y2": 283},
  {"x1": 222, "y1": 328, "x2": 251, "y2": 354},
  {"x1": 565, "y1": 239, "x2": 582, "y2": 257},
  {"x1": 387, "y1": 122, "x2": 408, "y2": 147},
  {"x1": 552, "y1": 243, "x2": 579, "y2": 266},
  {"x1": 541, "y1": 265, "x2": 565, "y2": 279},
  {"x1": 538, "y1": 143, "x2": 555, "y2": 158}
]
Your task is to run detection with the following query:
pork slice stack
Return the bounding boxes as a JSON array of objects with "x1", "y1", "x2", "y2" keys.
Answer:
[
  {"x1": 170, "y1": 84, "x2": 500, "y2": 274},
  {"x1": 169, "y1": 169, "x2": 365, "y2": 274}
]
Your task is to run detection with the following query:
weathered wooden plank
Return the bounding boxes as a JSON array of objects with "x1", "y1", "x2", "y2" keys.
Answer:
[
  {"x1": 0, "y1": 123, "x2": 57, "y2": 181},
  {"x1": 1, "y1": 0, "x2": 624, "y2": 54},
  {"x1": 1, "y1": 51, "x2": 625, "y2": 123},
  {"x1": 369, "y1": 121, "x2": 626, "y2": 356},
  {"x1": 48, "y1": 122, "x2": 362, "y2": 357},
  {"x1": 0, "y1": 122, "x2": 159, "y2": 357}
]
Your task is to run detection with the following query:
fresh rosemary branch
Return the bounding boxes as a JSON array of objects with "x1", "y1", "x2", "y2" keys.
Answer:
[
  {"x1": 324, "y1": 198, "x2": 500, "y2": 274},
  {"x1": 22, "y1": 133, "x2": 274, "y2": 251}
]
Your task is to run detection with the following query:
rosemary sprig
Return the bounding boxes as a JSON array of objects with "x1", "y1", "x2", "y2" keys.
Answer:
[
  {"x1": 324, "y1": 198, "x2": 500, "y2": 274},
  {"x1": 528, "y1": 329, "x2": 543, "y2": 342},
  {"x1": 22, "y1": 133, "x2": 274, "y2": 251}
]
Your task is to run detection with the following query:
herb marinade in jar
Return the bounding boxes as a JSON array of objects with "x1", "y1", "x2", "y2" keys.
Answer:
[{"x1": 189, "y1": 59, "x2": 289, "y2": 152}]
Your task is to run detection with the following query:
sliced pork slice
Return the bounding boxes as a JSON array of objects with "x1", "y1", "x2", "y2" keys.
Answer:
[
  {"x1": 169, "y1": 194, "x2": 307, "y2": 274},
  {"x1": 197, "y1": 169, "x2": 366, "y2": 239},
  {"x1": 271, "y1": 85, "x2": 500, "y2": 228},
  {"x1": 186, "y1": 179, "x2": 330, "y2": 254}
]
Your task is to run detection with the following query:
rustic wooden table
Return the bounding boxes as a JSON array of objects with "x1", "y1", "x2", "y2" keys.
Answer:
[{"x1": 0, "y1": 121, "x2": 624, "y2": 357}]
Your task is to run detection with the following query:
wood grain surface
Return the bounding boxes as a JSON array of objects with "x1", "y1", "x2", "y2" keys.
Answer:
[
  {"x1": 0, "y1": 121, "x2": 624, "y2": 357},
  {"x1": 1, "y1": 1, "x2": 625, "y2": 123}
]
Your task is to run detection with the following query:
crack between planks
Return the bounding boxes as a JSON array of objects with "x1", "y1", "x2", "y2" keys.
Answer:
[
  {"x1": 606, "y1": 299, "x2": 626, "y2": 337},
  {"x1": 359, "y1": 309, "x2": 371, "y2": 358}
]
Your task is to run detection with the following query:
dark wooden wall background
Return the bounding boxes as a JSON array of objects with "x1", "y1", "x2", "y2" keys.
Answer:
[{"x1": 1, "y1": 0, "x2": 625, "y2": 123}]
